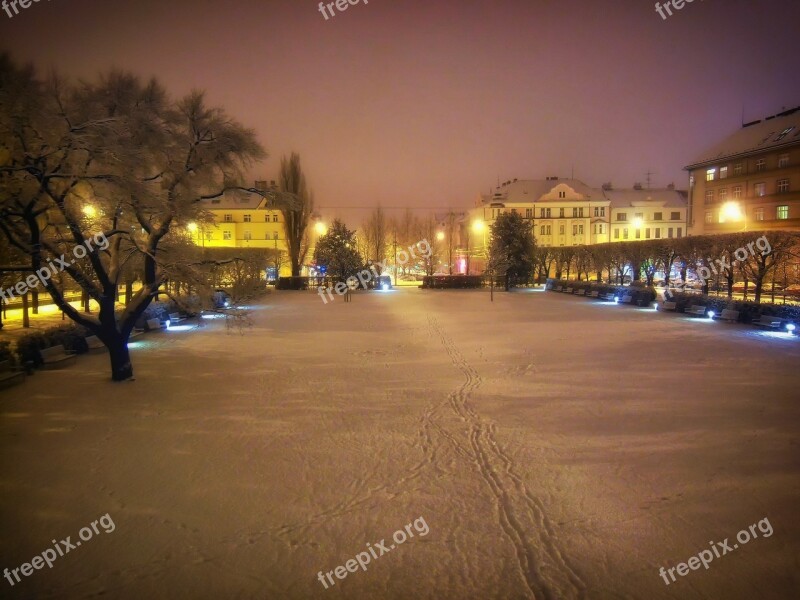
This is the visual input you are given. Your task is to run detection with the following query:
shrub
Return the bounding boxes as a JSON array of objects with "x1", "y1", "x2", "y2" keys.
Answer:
[
  {"x1": 421, "y1": 275, "x2": 484, "y2": 289},
  {"x1": 0, "y1": 341, "x2": 16, "y2": 367}
]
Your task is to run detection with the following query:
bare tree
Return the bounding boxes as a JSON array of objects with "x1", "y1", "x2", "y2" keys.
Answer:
[
  {"x1": 278, "y1": 152, "x2": 314, "y2": 277},
  {"x1": 364, "y1": 205, "x2": 389, "y2": 273},
  {"x1": 0, "y1": 57, "x2": 267, "y2": 380}
]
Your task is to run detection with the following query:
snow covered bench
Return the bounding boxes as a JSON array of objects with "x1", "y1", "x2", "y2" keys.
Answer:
[
  {"x1": 600, "y1": 292, "x2": 615, "y2": 301},
  {"x1": 575, "y1": 289, "x2": 586, "y2": 296},
  {"x1": 553, "y1": 285, "x2": 563, "y2": 292},
  {"x1": 753, "y1": 315, "x2": 781, "y2": 329},
  {"x1": 715, "y1": 309, "x2": 739, "y2": 323},
  {"x1": 40, "y1": 345, "x2": 77, "y2": 369},
  {"x1": 660, "y1": 301, "x2": 677, "y2": 311},
  {"x1": 0, "y1": 361, "x2": 25, "y2": 388},
  {"x1": 620, "y1": 294, "x2": 633, "y2": 304},
  {"x1": 686, "y1": 305, "x2": 707, "y2": 317},
  {"x1": 85, "y1": 335, "x2": 106, "y2": 353},
  {"x1": 146, "y1": 318, "x2": 167, "y2": 331},
  {"x1": 168, "y1": 312, "x2": 185, "y2": 324},
  {"x1": 588, "y1": 290, "x2": 600, "y2": 298}
]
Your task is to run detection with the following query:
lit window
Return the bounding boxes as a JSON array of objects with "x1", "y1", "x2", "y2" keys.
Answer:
[
  {"x1": 755, "y1": 159, "x2": 766, "y2": 172},
  {"x1": 777, "y1": 205, "x2": 789, "y2": 220},
  {"x1": 243, "y1": 214, "x2": 252, "y2": 223},
  {"x1": 224, "y1": 214, "x2": 233, "y2": 222},
  {"x1": 777, "y1": 179, "x2": 790, "y2": 193},
  {"x1": 223, "y1": 231, "x2": 232, "y2": 240},
  {"x1": 755, "y1": 183, "x2": 767, "y2": 197},
  {"x1": 778, "y1": 153, "x2": 790, "y2": 168},
  {"x1": 754, "y1": 208, "x2": 764, "y2": 221},
  {"x1": 732, "y1": 186, "x2": 742, "y2": 198},
  {"x1": 720, "y1": 166, "x2": 728, "y2": 179},
  {"x1": 705, "y1": 211, "x2": 713, "y2": 224},
  {"x1": 706, "y1": 169, "x2": 716, "y2": 181}
]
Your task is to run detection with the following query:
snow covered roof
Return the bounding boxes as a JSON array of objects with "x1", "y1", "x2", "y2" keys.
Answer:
[
  {"x1": 202, "y1": 190, "x2": 268, "y2": 210},
  {"x1": 686, "y1": 107, "x2": 800, "y2": 169},
  {"x1": 604, "y1": 189, "x2": 688, "y2": 209},
  {"x1": 480, "y1": 178, "x2": 604, "y2": 205}
]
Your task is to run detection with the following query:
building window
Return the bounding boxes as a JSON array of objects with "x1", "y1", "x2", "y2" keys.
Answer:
[
  {"x1": 654, "y1": 212, "x2": 663, "y2": 221},
  {"x1": 265, "y1": 232, "x2": 271, "y2": 239},
  {"x1": 705, "y1": 211, "x2": 713, "y2": 224},
  {"x1": 777, "y1": 178, "x2": 790, "y2": 193},
  {"x1": 623, "y1": 228, "x2": 629, "y2": 240},
  {"x1": 545, "y1": 208, "x2": 551, "y2": 218},
  {"x1": 645, "y1": 228, "x2": 651, "y2": 239},
  {"x1": 243, "y1": 231, "x2": 252, "y2": 240},
  {"x1": 539, "y1": 208, "x2": 545, "y2": 218},
  {"x1": 755, "y1": 183, "x2": 767, "y2": 197},
  {"x1": 559, "y1": 208, "x2": 565, "y2": 218},
  {"x1": 617, "y1": 212, "x2": 627, "y2": 221},
  {"x1": 614, "y1": 228, "x2": 620, "y2": 239},
  {"x1": 635, "y1": 229, "x2": 641, "y2": 239},
  {"x1": 718, "y1": 189, "x2": 727, "y2": 202},
  {"x1": 243, "y1": 214, "x2": 252, "y2": 223},
  {"x1": 720, "y1": 166, "x2": 728, "y2": 179},
  {"x1": 733, "y1": 163, "x2": 743, "y2": 176},
  {"x1": 572, "y1": 224, "x2": 578, "y2": 235},
  {"x1": 705, "y1": 190, "x2": 714, "y2": 203},
  {"x1": 224, "y1": 214, "x2": 233, "y2": 223},
  {"x1": 635, "y1": 212, "x2": 643, "y2": 221},
  {"x1": 594, "y1": 207, "x2": 600, "y2": 217},
  {"x1": 223, "y1": 231, "x2": 232, "y2": 240},
  {"x1": 558, "y1": 191, "x2": 566, "y2": 199},
  {"x1": 778, "y1": 153, "x2": 790, "y2": 168},
  {"x1": 755, "y1": 208, "x2": 764, "y2": 221},
  {"x1": 755, "y1": 159, "x2": 766, "y2": 172},
  {"x1": 273, "y1": 231, "x2": 279, "y2": 239},
  {"x1": 525, "y1": 208, "x2": 532, "y2": 218},
  {"x1": 599, "y1": 207, "x2": 605, "y2": 217},
  {"x1": 655, "y1": 228, "x2": 661, "y2": 239},
  {"x1": 511, "y1": 208, "x2": 517, "y2": 214},
  {"x1": 559, "y1": 224, "x2": 565, "y2": 234},
  {"x1": 706, "y1": 168, "x2": 716, "y2": 181},
  {"x1": 777, "y1": 205, "x2": 789, "y2": 220},
  {"x1": 594, "y1": 224, "x2": 605, "y2": 235},
  {"x1": 668, "y1": 227, "x2": 674, "y2": 239},
  {"x1": 732, "y1": 185, "x2": 742, "y2": 198},
  {"x1": 273, "y1": 214, "x2": 279, "y2": 222},
  {"x1": 572, "y1": 208, "x2": 578, "y2": 217},
  {"x1": 265, "y1": 214, "x2": 271, "y2": 222},
  {"x1": 677, "y1": 227, "x2": 682, "y2": 238},
  {"x1": 671, "y1": 211, "x2": 680, "y2": 220}
]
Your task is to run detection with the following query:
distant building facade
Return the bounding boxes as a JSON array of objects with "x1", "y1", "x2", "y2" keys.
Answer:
[{"x1": 686, "y1": 107, "x2": 800, "y2": 235}]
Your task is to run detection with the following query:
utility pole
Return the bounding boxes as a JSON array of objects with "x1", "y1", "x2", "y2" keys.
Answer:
[{"x1": 393, "y1": 237, "x2": 398, "y2": 285}]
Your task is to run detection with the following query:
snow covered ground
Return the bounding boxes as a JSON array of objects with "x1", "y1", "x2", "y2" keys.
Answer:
[{"x1": 1, "y1": 288, "x2": 798, "y2": 599}]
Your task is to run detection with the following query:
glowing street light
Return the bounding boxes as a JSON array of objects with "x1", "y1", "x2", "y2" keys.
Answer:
[
  {"x1": 314, "y1": 221, "x2": 328, "y2": 236},
  {"x1": 720, "y1": 201, "x2": 744, "y2": 223},
  {"x1": 82, "y1": 205, "x2": 97, "y2": 218},
  {"x1": 187, "y1": 222, "x2": 199, "y2": 233},
  {"x1": 436, "y1": 231, "x2": 445, "y2": 241},
  {"x1": 472, "y1": 220, "x2": 485, "y2": 233},
  {"x1": 632, "y1": 217, "x2": 643, "y2": 229}
]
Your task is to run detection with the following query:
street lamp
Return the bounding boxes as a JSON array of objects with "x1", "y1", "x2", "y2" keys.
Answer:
[
  {"x1": 632, "y1": 217, "x2": 643, "y2": 230},
  {"x1": 82, "y1": 205, "x2": 97, "y2": 218},
  {"x1": 436, "y1": 231, "x2": 445, "y2": 241},
  {"x1": 720, "y1": 201, "x2": 746, "y2": 230},
  {"x1": 314, "y1": 221, "x2": 328, "y2": 236}
]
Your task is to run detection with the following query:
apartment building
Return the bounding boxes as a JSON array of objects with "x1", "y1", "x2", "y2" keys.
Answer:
[
  {"x1": 686, "y1": 106, "x2": 800, "y2": 235},
  {"x1": 605, "y1": 187, "x2": 688, "y2": 242}
]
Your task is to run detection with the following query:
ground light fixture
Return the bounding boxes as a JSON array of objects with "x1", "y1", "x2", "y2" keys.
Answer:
[
  {"x1": 614, "y1": 296, "x2": 619, "y2": 303},
  {"x1": 382, "y1": 283, "x2": 390, "y2": 291},
  {"x1": 707, "y1": 310, "x2": 716, "y2": 319},
  {"x1": 787, "y1": 323, "x2": 796, "y2": 334}
]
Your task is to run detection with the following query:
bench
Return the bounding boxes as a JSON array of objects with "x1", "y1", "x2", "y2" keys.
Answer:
[
  {"x1": 715, "y1": 309, "x2": 740, "y2": 323},
  {"x1": 0, "y1": 360, "x2": 25, "y2": 388},
  {"x1": 554, "y1": 285, "x2": 563, "y2": 292},
  {"x1": 40, "y1": 345, "x2": 77, "y2": 369},
  {"x1": 600, "y1": 292, "x2": 615, "y2": 301},
  {"x1": 753, "y1": 315, "x2": 781, "y2": 329},
  {"x1": 588, "y1": 290, "x2": 599, "y2": 298},
  {"x1": 146, "y1": 318, "x2": 166, "y2": 331},
  {"x1": 575, "y1": 289, "x2": 586, "y2": 296},
  {"x1": 686, "y1": 305, "x2": 707, "y2": 317},
  {"x1": 168, "y1": 312, "x2": 185, "y2": 324},
  {"x1": 660, "y1": 301, "x2": 677, "y2": 311},
  {"x1": 85, "y1": 335, "x2": 106, "y2": 353},
  {"x1": 564, "y1": 287, "x2": 573, "y2": 293},
  {"x1": 620, "y1": 294, "x2": 633, "y2": 304}
]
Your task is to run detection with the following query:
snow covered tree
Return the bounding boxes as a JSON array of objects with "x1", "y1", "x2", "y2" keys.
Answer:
[
  {"x1": 488, "y1": 212, "x2": 535, "y2": 290},
  {"x1": 0, "y1": 55, "x2": 269, "y2": 381},
  {"x1": 313, "y1": 219, "x2": 362, "y2": 281}
]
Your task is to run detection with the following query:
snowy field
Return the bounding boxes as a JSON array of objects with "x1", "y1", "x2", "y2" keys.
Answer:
[{"x1": 1, "y1": 288, "x2": 798, "y2": 599}]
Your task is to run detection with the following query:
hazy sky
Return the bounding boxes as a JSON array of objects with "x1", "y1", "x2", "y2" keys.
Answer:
[{"x1": 2, "y1": 0, "x2": 799, "y2": 222}]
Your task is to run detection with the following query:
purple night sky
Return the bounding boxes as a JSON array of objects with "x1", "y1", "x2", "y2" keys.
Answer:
[{"x1": 2, "y1": 0, "x2": 799, "y2": 220}]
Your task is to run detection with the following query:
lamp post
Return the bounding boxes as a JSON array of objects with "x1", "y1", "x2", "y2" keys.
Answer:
[{"x1": 720, "y1": 201, "x2": 747, "y2": 231}]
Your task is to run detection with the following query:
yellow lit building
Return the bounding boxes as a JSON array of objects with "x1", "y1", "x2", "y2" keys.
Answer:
[{"x1": 686, "y1": 106, "x2": 800, "y2": 235}]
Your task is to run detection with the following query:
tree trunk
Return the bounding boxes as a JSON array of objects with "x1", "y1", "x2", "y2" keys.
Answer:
[
  {"x1": 107, "y1": 337, "x2": 133, "y2": 381},
  {"x1": 22, "y1": 292, "x2": 30, "y2": 328},
  {"x1": 32, "y1": 290, "x2": 39, "y2": 314}
]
